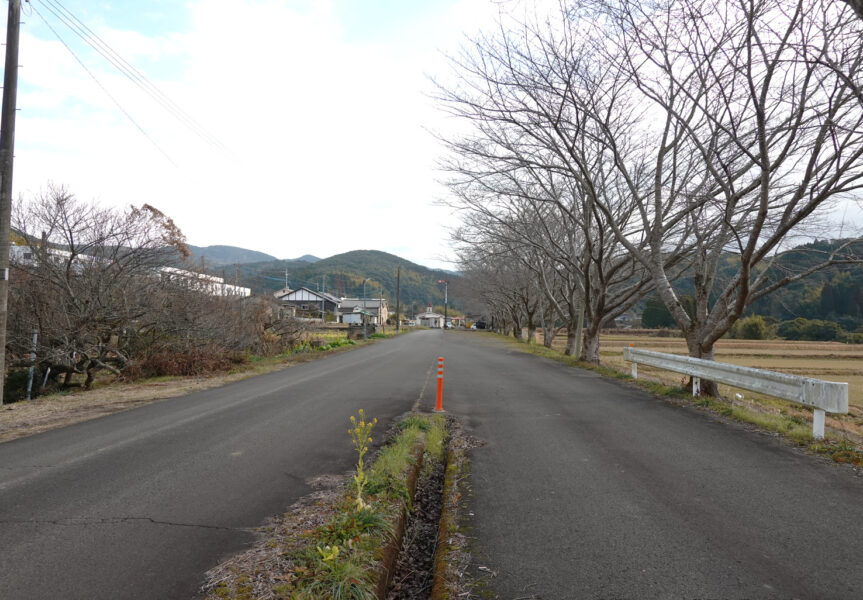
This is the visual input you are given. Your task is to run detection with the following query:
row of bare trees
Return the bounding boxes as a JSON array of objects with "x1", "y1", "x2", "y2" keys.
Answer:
[
  {"x1": 439, "y1": 0, "x2": 863, "y2": 392},
  {"x1": 5, "y1": 186, "x2": 303, "y2": 396}
]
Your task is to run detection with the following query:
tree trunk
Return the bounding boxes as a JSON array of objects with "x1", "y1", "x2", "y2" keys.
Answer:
[
  {"x1": 527, "y1": 325, "x2": 536, "y2": 343},
  {"x1": 511, "y1": 311, "x2": 523, "y2": 340},
  {"x1": 563, "y1": 325, "x2": 579, "y2": 356},
  {"x1": 582, "y1": 326, "x2": 601, "y2": 364},
  {"x1": 686, "y1": 336, "x2": 720, "y2": 396},
  {"x1": 541, "y1": 310, "x2": 556, "y2": 348},
  {"x1": 84, "y1": 368, "x2": 95, "y2": 390}
]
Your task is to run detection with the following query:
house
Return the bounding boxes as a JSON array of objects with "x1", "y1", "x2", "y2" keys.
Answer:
[
  {"x1": 277, "y1": 287, "x2": 341, "y2": 317},
  {"x1": 338, "y1": 298, "x2": 389, "y2": 325},
  {"x1": 416, "y1": 304, "x2": 445, "y2": 328}
]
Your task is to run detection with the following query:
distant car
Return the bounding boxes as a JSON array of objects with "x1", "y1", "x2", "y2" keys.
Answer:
[{"x1": 470, "y1": 324, "x2": 477, "y2": 330}]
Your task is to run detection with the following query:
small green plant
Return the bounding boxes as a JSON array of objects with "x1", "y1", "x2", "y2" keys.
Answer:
[
  {"x1": 348, "y1": 409, "x2": 377, "y2": 509},
  {"x1": 316, "y1": 544, "x2": 340, "y2": 562}
]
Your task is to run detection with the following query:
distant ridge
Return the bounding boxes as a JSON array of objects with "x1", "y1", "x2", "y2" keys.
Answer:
[
  {"x1": 292, "y1": 254, "x2": 321, "y2": 263},
  {"x1": 234, "y1": 249, "x2": 459, "y2": 309},
  {"x1": 188, "y1": 245, "x2": 278, "y2": 266}
]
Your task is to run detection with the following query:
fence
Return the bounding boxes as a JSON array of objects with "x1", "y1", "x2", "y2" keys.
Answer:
[{"x1": 622, "y1": 346, "x2": 848, "y2": 439}]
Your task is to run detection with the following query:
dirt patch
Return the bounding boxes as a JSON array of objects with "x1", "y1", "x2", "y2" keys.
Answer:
[{"x1": 199, "y1": 473, "x2": 345, "y2": 599}]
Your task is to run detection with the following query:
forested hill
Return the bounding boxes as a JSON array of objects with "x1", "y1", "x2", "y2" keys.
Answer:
[
  {"x1": 233, "y1": 250, "x2": 458, "y2": 310},
  {"x1": 187, "y1": 245, "x2": 278, "y2": 266},
  {"x1": 745, "y1": 239, "x2": 863, "y2": 328},
  {"x1": 643, "y1": 239, "x2": 863, "y2": 332}
]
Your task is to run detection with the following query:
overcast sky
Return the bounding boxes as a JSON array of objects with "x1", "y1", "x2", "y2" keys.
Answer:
[{"x1": 9, "y1": 0, "x2": 509, "y2": 270}]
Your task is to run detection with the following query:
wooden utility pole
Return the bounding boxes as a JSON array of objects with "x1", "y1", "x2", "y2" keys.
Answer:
[
  {"x1": 395, "y1": 265, "x2": 400, "y2": 333},
  {"x1": 0, "y1": 0, "x2": 21, "y2": 405}
]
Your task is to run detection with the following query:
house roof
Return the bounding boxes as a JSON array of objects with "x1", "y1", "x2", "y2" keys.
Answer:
[
  {"x1": 339, "y1": 298, "x2": 387, "y2": 309},
  {"x1": 278, "y1": 286, "x2": 341, "y2": 304}
]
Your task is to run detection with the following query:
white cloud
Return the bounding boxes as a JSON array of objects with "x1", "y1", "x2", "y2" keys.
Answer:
[{"x1": 12, "y1": 0, "x2": 510, "y2": 270}]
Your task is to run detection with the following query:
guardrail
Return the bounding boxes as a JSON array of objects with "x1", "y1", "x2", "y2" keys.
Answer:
[{"x1": 622, "y1": 346, "x2": 848, "y2": 439}]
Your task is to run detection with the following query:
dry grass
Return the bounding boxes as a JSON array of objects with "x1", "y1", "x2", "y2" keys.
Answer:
[{"x1": 574, "y1": 333, "x2": 863, "y2": 440}]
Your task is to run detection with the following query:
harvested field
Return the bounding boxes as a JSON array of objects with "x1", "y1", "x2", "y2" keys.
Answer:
[{"x1": 550, "y1": 333, "x2": 863, "y2": 439}]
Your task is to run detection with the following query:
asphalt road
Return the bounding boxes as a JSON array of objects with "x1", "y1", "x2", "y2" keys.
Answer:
[
  {"x1": 0, "y1": 330, "x2": 446, "y2": 599},
  {"x1": 2, "y1": 330, "x2": 862, "y2": 599},
  {"x1": 439, "y1": 333, "x2": 863, "y2": 599}
]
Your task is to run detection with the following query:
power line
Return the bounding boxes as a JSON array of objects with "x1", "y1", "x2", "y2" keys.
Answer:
[
  {"x1": 36, "y1": 0, "x2": 228, "y2": 153},
  {"x1": 31, "y1": 0, "x2": 229, "y2": 155},
  {"x1": 29, "y1": 1, "x2": 178, "y2": 166}
]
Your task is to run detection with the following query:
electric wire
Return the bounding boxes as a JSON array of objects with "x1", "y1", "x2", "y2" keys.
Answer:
[
  {"x1": 31, "y1": 0, "x2": 228, "y2": 156},
  {"x1": 35, "y1": 0, "x2": 228, "y2": 153},
  {"x1": 28, "y1": 1, "x2": 179, "y2": 166}
]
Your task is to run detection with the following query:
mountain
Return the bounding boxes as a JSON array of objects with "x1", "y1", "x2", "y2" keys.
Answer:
[
  {"x1": 188, "y1": 245, "x2": 278, "y2": 266},
  {"x1": 292, "y1": 254, "x2": 321, "y2": 263},
  {"x1": 234, "y1": 249, "x2": 458, "y2": 310}
]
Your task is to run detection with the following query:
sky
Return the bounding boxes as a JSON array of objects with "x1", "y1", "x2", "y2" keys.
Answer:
[{"x1": 7, "y1": 0, "x2": 512, "y2": 270}]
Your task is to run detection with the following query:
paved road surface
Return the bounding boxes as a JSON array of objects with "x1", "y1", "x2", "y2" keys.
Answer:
[
  {"x1": 439, "y1": 333, "x2": 863, "y2": 599},
  {"x1": 2, "y1": 330, "x2": 862, "y2": 599},
  {"x1": 0, "y1": 331, "x2": 444, "y2": 599}
]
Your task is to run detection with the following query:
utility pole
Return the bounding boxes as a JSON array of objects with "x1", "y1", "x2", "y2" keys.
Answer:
[
  {"x1": 438, "y1": 279, "x2": 448, "y2": 330},
  {"x1": 362, "y1": 278, "x2": 368, "y2": 340},
  {"x1": 395, "y1": 265, "x2": 401, "y2": 333},
  {"x1": 0, "y1": 0, "x2": 21, "y2": 405}
]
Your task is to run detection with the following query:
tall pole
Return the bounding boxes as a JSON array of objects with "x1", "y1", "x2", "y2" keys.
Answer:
[
  {"x1": 395, "y1": 265, "x2": 401, "y2": 333},
  {"x1": 438, "y1": 279, "x2": 448, "y2": 330},
  {"x1": 444, "y1": 281, "x2": 448, "y2": 328},
  {"x1": 0, "y1": 0, "x2": 21, "y2": 405},
  {"x1": 362, "y1": 278, "x2": 368, "y2": 340}
]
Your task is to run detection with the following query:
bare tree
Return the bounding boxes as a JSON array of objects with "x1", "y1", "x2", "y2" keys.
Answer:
[
  {"x1": 438, "y1": 0, "x2": 863, "y2": 391},
  {"x1": 437, "y1": 8, "x2": 656, "y2": 362},
  {"x1": 7, "y1": 186, "x2": 283, "y2": 391},
  {"x1": 582, "y1": 0, "x2": 863, "y2": 391}
]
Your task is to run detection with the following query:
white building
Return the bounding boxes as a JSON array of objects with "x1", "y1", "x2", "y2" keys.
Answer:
[
  {"x1": 417, "y1": 305, "x2": 445, "y2": 328},
  {"x1": 338, "y1": 298, "x2": 388, "y2": 324}
]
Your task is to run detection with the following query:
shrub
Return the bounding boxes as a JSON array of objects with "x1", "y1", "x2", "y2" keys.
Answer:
[
  {"x1": 730, "y1": 315, "x2": 767, "y2": 339},
  {"x1": 124, "y1": 349, "x2": 247, "y2": 380},
  {"x1": 3, "y1": 369, "x2": 33, "y2": 403},
  {"x1": 776, "y1": 317, "x2": 844, "y2": 341},
  {"x1": 844, "y1": 332, "x2": 863, "y2": 344}
]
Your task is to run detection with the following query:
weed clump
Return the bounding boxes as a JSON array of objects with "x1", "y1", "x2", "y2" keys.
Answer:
[{"x1": 264, "y1": 413, "x2": 445, "y2": 599}]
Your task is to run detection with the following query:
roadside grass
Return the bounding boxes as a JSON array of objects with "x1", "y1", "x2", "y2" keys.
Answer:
[
  {"x1": 488, "y1": 332, "x2": 863, "y2": 466},
  {"x1": 203, "y1": 412, "x2": 448, "y2": 600}
]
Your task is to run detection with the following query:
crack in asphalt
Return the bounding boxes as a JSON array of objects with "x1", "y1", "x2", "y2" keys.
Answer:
[{"x1": 0, "y1": 516, "x2": 250, "y2": 532}]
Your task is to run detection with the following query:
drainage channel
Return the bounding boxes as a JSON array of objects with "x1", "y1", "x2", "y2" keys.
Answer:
[{"x1": 386, "y1": 457, "x2": 446, "y2": 599}]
